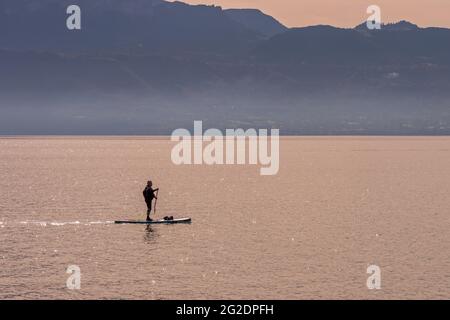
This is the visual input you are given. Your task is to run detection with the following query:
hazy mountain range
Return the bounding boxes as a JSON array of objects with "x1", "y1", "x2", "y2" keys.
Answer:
[{"x1": 1, "y1": 0, "x2": 450, "y2": 134}]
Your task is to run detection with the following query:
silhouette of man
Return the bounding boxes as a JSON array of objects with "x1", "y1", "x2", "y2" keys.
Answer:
[{"x1": 143, "y1": 181, "x2": 159, "y2": 221}]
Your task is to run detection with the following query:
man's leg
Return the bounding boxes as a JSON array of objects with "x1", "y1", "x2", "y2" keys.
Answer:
[{"x1": 146, "y1": 202, "x2": 152, "y2": 221}]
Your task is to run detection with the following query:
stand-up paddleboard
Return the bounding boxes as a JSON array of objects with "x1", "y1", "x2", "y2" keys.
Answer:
[{"x1": 115, "y1": 218, "x2": 191, "y2": 225}]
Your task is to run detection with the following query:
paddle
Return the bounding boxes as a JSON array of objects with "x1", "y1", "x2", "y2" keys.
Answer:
[{"x1": 154, "y1": 188, "x2": 159, "y2": 216}]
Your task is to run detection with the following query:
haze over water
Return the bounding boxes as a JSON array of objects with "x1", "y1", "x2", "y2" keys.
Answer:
[{"x1": 0, "y1": 137, "x2": 449, "y2": 299}]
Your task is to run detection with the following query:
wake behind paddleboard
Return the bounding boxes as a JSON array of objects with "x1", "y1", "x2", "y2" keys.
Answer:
[{"x1": 115, "y1": 218, "x2": 192, "y2": 225}]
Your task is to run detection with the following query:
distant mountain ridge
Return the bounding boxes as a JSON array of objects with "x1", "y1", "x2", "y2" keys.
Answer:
[
  {"x1": 255, "y1": 21, "x2": 450, "y2": 65},
  {"x1": 1, "y1": 1, "x2": 450, "y2": 134},
  {"x1": 0, "y1": 0, "x2": 286, "y2": 53},
  {"x1": 1, "y1": 0, "x2": 448, "y2": 59},
  {"x1": 355, "y1": 20, "x2": 419, "y2": 31},
  {"x1": 225, "y1": 8, "x2": 287, "y2": 37}
]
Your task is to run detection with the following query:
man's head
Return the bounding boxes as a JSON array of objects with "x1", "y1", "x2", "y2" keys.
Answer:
[{"x1": 147, "y1": 180, "x2": 153, "y2": 187}]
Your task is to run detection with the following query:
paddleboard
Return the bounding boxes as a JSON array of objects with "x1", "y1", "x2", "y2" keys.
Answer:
[{"x1": 115, "y1": 218, "x2": 191, "y2": 225}]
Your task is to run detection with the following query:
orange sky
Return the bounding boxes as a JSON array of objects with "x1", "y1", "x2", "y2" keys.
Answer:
[{"x1": 180, "y1": 0, "x2": 450, "y2": 28}]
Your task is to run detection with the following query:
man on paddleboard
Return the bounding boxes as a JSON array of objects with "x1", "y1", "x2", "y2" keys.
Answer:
[{"x1": 143, "y1": 181, "x2": 159, "y2": 221}]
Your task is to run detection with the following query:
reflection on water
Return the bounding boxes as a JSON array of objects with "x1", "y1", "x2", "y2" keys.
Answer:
[{"x1": 143, "y1": 225, "x2": 158, "y2": 243}]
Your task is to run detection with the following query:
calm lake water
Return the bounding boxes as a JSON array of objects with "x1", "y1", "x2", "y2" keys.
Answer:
[{"x1": 0, "y1": 137, "x2": 449, "y2": 299}]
